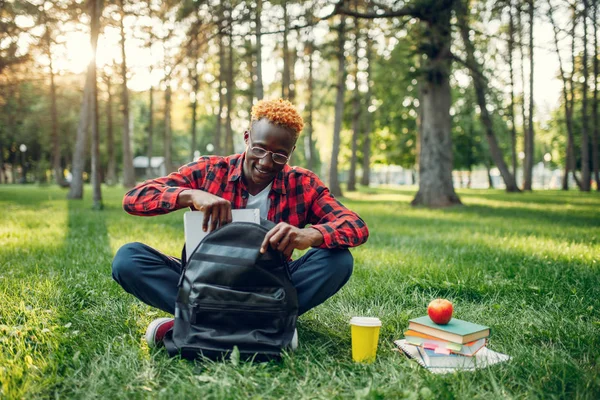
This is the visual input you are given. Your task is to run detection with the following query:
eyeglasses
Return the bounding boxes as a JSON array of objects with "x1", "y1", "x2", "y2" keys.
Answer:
[
  {"x1": 247, "y1": 132, "x2": 290, "y2": 164},
  {"x1": 248, "y1": 146, "x2": 290, "y2": 164}
]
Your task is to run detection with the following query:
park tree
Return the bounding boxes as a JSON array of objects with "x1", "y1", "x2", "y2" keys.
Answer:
[
  {"x1": 215, "y1": 1, "x2": 225, "y2": 155},
  {"x1": 507, "y1": 0, "x2": 517, "y2": 177},
  {"x1": 90, "y1": 0, "x2": 103, "y2": 209},
  {"x1": 224, "y1": 2, "x2": 234, "y2": 155},
  {"x1": 39, "y1": 1, "x2": 69, "y2": 187},
  {"x1": 567, "y1": 5, "x2": 582, "y2": 189},
  {"x1": 118, "y1": 0, "x2": 135, "y2": 187},
  {"x1": 456, "y1": 0, "x2": 519, "y2": 192},
  {"x1": 188, "y1": 36, "x2": 201, "y2": 161},
  {"x1": 548, "y1": 0, "x2": 579, "y2": 190},
  {"x1": 4, "y1": 0, "x2": 598, "y2": 200},
  {"x1": 329, "y1": 15, "x2": 347, "y2": 198},
  {"x1": 102, "y1": 66, "x2": 117, "y2": 185},
  {"x1": 302, "y1": 7, "x2": 318, "y2": 172},
  {"x1": 360, "y1": 26, "x2": 373, "y2": 187},
  {"x1": 369, "y1": 23, "x2": 419, "y2": 171},
  {"x1": 516, "y1": 0, "x2": 528, "y2": 184},
  {"x1": 0, "y1": 1, "x2": 33, "y2": 74},
  {"x1": 336, "y1": 0, "x2": 461, "y2": 206},
  {"x1": 593, "y1": 0, "x2": 599, "y2": 190},
  {"x1": 281, "y1": 1, "x2": 292, "y2": 100},
  {"x1": 522, "y1": 0, "x2": 535, "y2": 191},
  {"x1": 141, "y1": 0, "x2": 158, "y2": 178},
  {"x1": 580, "y1": 0, "x2": 590, "y2": 191},
  {"x1": 68, "y1": 0, "x2": 102, "y2": 199},
  {"x1": 347, "y1": 14, "x2": 361, "y2": 192},
  {"x1": 255, "y1": 0, "x2": 264, "y2": 100}
]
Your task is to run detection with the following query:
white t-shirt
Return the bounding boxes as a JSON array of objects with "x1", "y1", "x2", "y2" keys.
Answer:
[{"x1": 246, "y1": 183, "x2": 272, "y2": 220}]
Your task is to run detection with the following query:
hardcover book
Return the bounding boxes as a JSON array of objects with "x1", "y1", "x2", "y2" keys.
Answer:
[
  {"x1": 408, "y1": 316, "x2": 490, "y2": 344},
  {"x1": 403, "y1": 330, "x2": 487, "y2": 356}
]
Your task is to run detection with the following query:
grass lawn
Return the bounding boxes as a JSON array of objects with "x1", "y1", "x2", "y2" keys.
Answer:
[{"x1": 1, "y1": 184, "x2": 599, "y2": 399}]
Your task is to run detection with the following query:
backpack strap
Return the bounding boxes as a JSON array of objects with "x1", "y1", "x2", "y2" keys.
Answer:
[{"x1": 181, "y1": 243, "x2": 187, "y2": 267}]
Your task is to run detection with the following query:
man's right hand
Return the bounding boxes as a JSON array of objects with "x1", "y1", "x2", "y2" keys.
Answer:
[{"x1": 178, "y1": 189, "x2": 232, "y2": 232}]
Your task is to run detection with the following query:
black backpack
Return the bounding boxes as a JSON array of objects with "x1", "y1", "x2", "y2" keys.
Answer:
[{"x1": 163, "y1": 221, "x2": 298, "y2": 361}]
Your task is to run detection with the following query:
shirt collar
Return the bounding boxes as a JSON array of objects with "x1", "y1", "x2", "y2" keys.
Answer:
[
  {"x1": 228, "y1": 153, "x2": 244, "y2": 182},
  {"x1": 229, "y1": 152, "x2": 288, "y2": 195}
]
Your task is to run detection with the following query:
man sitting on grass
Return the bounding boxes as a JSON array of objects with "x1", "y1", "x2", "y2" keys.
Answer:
[{"x1": 111, "y1": 98, "x2": 369, "y2": 348}]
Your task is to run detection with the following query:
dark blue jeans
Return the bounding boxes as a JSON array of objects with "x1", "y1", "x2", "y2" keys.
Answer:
[{"x1": 112, "y1": 242, "x2": 353, "y2": 316}]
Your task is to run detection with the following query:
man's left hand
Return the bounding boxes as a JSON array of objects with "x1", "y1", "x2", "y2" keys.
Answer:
[{"x1": 260, "y1": 222, "x2": 324, "y2": 258}]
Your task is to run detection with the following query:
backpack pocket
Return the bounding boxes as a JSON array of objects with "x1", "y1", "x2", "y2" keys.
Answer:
[
  {"x1": 173, "y1": 298, "x2": 294, "y2": 358},
  {"x1": 190, "y1": 284, "x2": 286, "y2": 309}
]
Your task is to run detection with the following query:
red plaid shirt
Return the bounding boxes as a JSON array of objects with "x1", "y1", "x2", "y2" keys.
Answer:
[{"x1": 123, "y1": 153, "x2": 369, "y2": 249}]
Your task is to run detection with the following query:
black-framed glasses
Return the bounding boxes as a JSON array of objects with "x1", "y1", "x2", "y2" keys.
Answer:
[{"x1": 247, "y1": 132, "x2": 290, "y2": 164}]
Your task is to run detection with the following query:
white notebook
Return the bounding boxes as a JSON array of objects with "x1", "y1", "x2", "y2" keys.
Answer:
[{"x1": 183, "y1": 209, "x2": 260, "y2": 253}]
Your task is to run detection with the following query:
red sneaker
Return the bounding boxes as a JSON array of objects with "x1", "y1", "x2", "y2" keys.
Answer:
[{"x1": 145, "y1": 317, "x2": 174, "y2": 348}]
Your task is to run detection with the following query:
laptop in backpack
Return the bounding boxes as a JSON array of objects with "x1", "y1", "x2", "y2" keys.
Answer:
[
  {"x1": 183, "y1": 210, "x2": 260, "y2": 256},
  {"x1": 164, "y1": 221, "x2": 298, "y2": 361}
]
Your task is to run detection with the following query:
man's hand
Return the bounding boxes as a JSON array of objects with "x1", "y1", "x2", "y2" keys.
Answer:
[
  {"x1": 178, "y1": 189, "x2": 232, "y2": 232},
  {"x1": 260, "y1": 222, "x2": 324, "y2": 258}
]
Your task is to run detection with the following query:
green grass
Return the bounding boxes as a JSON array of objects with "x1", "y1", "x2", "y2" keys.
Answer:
[{"x1": 1, "y1": 184, "x2": 599, "y2": 399}]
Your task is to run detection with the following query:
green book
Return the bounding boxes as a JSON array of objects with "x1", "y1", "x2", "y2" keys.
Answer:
[{"x1": 408, "y1": 316, "x2": 490, "y2": 344}]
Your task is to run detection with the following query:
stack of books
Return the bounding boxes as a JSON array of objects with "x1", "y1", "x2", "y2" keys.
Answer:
[{"x1": 396, "y1": 316, "x2": 492, "y2": 370}]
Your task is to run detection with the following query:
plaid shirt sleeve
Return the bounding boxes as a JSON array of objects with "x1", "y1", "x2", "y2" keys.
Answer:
[
  {"x1": 304, "y1": 173, "x2": 369, "y2": 249},
  {"x1": 122, "y1": 159, "x2": 209, "y2": 216}
]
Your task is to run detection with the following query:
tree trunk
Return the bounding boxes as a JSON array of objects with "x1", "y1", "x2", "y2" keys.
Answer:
[
  {"x1": 255, "y1": 0, "x2": 264, "y2": 100},
  {"x1": 329, "y1": 15, "x2": 346, "y2": 197},
  {"x1": 523, "y1": 0, "x2": 535, "y2": 190},
  {"x1": 190, "y1": 61, "x2": 199, "y2": 160},
  {"x1": 11, "y1": 151, "x2": 17, "y2": 184},
  {"x1": 215, "y1": 14, "x2": 224, "y2": 155},
  {"x1": 119, "y1": 0, "x2": 135, "y2": 188},
  {"x1": 146, "y1": 83, "x2": 154, "y2": 177},
  {"x1": 290, "y1": 47, "x2": 298, "y2": 103},
  {"x1": 164, "y1": 82, "x2": 172, "y2": 170},
  {"x1": 304, "y1": 40, "x2": 315, "y2": 171},
  {"x1": 105, "y1": 73, "x2": 116, "y2": 185},
  {"x1": 361, "y1": 28, "x2": 373, "y2": 187},
  {"x1": 67, "y1": 57, "x2": 94, "y2": 198},
  {"x1": 146, "y1": 2, "x2": 154, "y2": 177},
  {"x1": 282, "y1": 2, "x2": 290, "y2": 99},
  {"x1": 485, "y1": 159, "x2": 494, "y2": 188},
  {"x1": 411, "y1": 10, "x2": 461, "y2": 207},
  {"x1": 225, "y1": 15, "x2": 234, "y2": 155},
  {"x1": 569, "y1": 8, "x2": 582, "y2": 189},
  {"x1": 548, "y1": 0, "x2": 575, "y2": 191},
  {"x1": 593, "y1": 0, "x2": 599, "y2": 190},
  {"x1": 0, "y1": 143, "x2": 5, "y2": 183},
  {"x1": 517, "y1": 5, "x2": 528, "y2": 184},
  {"x1": 347, "y1": 16, "x2": 360, "y2": 192},
  {"x1": 457, "y1": 3, "x2": 519, "y2": 192},
  {"x1": 508, "y1": 1, "x2": 518, "y2": 177},
  {"x1": 581, "y1": 0, "x2": 590, "y2": 191},
  {"x1": 46, "y1": 29, "x2": 65, "y2": 187},
  {"x1": 90, "y1": 0, "x2": 103, "y2": 209},
  {"x1": 564, "y1": 135, "x2": 575, "y2": 189}
]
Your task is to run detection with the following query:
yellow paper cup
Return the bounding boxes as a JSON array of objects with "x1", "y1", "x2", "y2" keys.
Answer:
[{"x1": 350, "y1": 317, "x2": 382, "y2": 363}]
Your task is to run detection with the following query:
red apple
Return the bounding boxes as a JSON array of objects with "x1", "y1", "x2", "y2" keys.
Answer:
[{"x1": 427, "y1": 299, "x2": 453, "y2": 325}]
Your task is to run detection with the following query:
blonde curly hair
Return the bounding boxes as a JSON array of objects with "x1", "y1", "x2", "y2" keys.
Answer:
[{"x1": 251, "y1": 99, "x2": 304, "y2": 140}]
